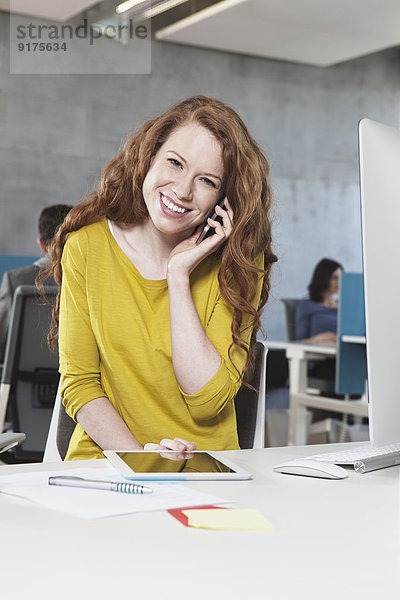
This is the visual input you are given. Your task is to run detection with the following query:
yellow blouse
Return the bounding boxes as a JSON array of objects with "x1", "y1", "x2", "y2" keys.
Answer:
[{"x1": 59, "y1": 218, "x2": 263, "y2": 460}]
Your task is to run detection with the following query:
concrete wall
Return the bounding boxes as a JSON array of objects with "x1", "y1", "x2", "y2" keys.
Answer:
[{"x1": 1, "y1": 11, "x2": 399, "y2": 339}]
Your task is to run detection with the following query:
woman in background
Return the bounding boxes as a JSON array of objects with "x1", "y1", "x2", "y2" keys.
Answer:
[
  {"x1": 295, "y1": 258, "x2": 343, "y2": 384},
  {"x1": 44, "y1": 95, "x2": 277, "y2": 460},
  {"x1": 295, "y1": 258, "x2": 343, "y2": 344}
]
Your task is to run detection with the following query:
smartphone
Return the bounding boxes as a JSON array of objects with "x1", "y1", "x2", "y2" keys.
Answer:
[{"x1": 196, "y1": 198, "x2": 226, "y2": 245}]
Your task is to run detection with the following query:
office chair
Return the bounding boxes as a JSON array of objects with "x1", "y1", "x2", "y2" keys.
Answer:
[
  {"x1": 234, "y1": 341, "x2": 268, "y2": 449},
  {"x1": 44, "y1": 341, "x2": 268, "y2": 461},
  {"x1": 0, "y1": 285, "x2": 59, "y2": 462},
  {"x1": 43, "y1": 380, "x2": 74, "y2": 462},
  {"x1": 280, "y1": 298, "x2": 300, "y2": 342}
]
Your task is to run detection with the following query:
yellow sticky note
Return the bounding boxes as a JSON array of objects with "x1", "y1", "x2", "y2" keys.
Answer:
[{"x1": 182, "y1": 509, "x2": 274, "y2": 531}]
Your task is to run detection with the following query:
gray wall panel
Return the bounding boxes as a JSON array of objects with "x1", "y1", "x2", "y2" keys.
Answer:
[{"x1": 1, "y1": 11, "x2": 399, "y2": 339}]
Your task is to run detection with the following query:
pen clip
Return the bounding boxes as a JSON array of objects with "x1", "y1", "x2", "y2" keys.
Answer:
[{"x1": 49, "y1": 476, "x2": 85, "y2": 482}]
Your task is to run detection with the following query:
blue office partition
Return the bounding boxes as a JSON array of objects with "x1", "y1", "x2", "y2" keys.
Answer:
[
  {"x1": 0, "y1": 254, "x2": 39, "y2": 285},
  {"x1": 335, "y1": 272, "x2": 367, "y2": 395}
]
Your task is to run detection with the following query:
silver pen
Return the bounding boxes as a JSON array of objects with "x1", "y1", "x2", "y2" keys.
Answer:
[
  {"x1": 354, "y1": 452, "x2": 400, "y2": 473},
  {"x1": 48, "y1": 476, "x2": 153, "y2": 494}
]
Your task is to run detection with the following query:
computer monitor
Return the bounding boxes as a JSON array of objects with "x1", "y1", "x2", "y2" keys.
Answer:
[{"x1": 359, "y1": 118, "x2": 400, "y2": 446}]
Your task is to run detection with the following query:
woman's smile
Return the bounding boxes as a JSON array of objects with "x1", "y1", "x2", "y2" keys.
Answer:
[{"x1": 159, "y1": 192, "x2": 191, "y2": 216}]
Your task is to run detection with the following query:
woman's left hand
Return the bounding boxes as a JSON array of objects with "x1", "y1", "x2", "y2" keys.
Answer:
[{"x1": 167, "y1": 197, "x2": 234, "y2": 277}]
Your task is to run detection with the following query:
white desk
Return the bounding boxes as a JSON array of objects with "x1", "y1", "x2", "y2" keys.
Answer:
[
  {"x1": 1, "y1": 447, "x2": 399, "y2": 600},
  {"x1": 342, "y1": 335, "x2": 366, "y2": 344}
]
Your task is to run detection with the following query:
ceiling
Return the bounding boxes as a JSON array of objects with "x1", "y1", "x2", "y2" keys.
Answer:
[
  {"x1": 1, "y1": 0, "x2": 400, "y2": 66},
  {"x1": 0, "y1": 0, "x2": 100, "y2": 22},
  {"x1": 156, "y1": 0, "x2": 400, "y2": 67}
]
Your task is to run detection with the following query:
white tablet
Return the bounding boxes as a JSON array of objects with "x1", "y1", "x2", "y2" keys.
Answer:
[{"x1": 103, "y1": 450, "x2": 252, "y2": 481}]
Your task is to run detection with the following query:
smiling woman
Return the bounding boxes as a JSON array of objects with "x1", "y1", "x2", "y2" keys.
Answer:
[
  {"x1": 140, "y1": 123, "x2": 225, "y2": 244},
  {"x1": 40, "y1": 96, "x2": 277, "y2": 460}
]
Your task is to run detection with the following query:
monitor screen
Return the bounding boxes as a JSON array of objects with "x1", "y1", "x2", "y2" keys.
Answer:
[{"x1": 359, "y1": 118, "x2": 400, "y2": 446}]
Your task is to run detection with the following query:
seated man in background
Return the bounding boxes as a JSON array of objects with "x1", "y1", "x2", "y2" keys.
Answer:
[{"x1": 0, "y1": 204, "x2": 72, "y2": 362}]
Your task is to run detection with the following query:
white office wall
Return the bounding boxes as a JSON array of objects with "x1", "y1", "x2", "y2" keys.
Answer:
[{"x1": 0, "y1": 12, "x2": 399, "y2": 339}]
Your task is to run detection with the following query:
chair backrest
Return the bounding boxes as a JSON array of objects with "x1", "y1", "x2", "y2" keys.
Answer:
[
  {"x1": 0, "y1": 285, "x2": 59, "y2": 462},
  {"x1": 234, "y1": 341, "x2": 268, "y2": 449},
  {"x1": 280, "y1": 298, "x2": 301, "y2": 341},
  {"x1": 44, "y1": 341, "x2": 268, "y2": 460},
  {"x1": 44, "y1": 379, "x2": 75, "y2": 462}
]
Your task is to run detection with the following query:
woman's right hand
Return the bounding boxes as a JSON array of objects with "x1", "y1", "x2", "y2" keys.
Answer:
[
  {"x1": 167, "y1": 198, "x2": 234, "y2": 278},
  {"x1": 144, "y1": 438, "x2": 196, "y2": 460},
  {"x1": 309, "y1": 332, "x2": 337, "y2": 344}
]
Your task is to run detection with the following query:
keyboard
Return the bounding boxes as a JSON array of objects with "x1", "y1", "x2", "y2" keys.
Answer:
[{"x1": 309, "y1": 443, "x2": 400, "y2": 465}]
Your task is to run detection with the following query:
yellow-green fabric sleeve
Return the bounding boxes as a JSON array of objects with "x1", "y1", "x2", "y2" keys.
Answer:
[
  {"x1": 59, "y1": 231, "x2": 106, "y2": 421},
  {"x1": 180, "y1": 257, "x2": 264, "y2": 420}
]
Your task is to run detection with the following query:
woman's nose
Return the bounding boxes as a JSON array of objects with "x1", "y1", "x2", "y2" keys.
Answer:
[{"x1": 172, "y1": 176, "x2": 192, "y2": 201}]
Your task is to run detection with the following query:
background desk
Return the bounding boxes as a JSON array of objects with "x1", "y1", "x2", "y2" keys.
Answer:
[
  {"x1": 0, "y1": 446, "x2": 399, "y2": 600},
  {"x1": 267, "y1": 341, "x2": 336, "y2": 444},
  {"x1": 266, "y1": 341, "x2": 369, "y2": 444},
  {"x1": 266, "y1": 340, "x2": 337, "y2": 394}
]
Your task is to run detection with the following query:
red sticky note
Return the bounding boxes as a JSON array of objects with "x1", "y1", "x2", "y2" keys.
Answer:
[{"x1": 168, "y1": 505, "x2": 227, "y2": 527}]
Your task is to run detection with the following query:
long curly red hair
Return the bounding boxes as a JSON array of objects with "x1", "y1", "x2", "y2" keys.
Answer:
[{"x1": 40, "y1": 96, "x2": 277, "y2": 379}]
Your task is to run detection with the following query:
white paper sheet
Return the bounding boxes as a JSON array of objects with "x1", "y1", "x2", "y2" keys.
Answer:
[{"x1": 0, "y1": 467, "x2": 231, "y2": 519}]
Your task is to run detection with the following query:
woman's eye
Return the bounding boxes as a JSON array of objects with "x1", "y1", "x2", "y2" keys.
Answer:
[
  {"x1": 201, "y1": 177, "x2": 216, "y2": 188},
  {"x1": 168, "y1": 158, "x2": 182, "y2": 168}
]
